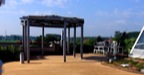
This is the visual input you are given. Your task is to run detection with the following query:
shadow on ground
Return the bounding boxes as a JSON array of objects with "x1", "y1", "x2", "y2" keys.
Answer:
[
  {"x1": 84, "y1": 55, "x2": 109, "y2": 62},
  {"x1": 30, "y1": 55, "x2": 46, "y2": 60}
]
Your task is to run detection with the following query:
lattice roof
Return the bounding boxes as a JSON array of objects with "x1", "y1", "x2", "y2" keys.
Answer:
[{"x1": 20, "y1": 15, "x2": 84, "y2": 28}]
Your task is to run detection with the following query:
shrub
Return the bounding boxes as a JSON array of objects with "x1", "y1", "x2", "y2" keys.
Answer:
[
  {"x1": 126, "y1": 60, "x2": 138, "y2": 66},
  {"x1": 0, "y1": 45, "x2": 21, "y2": 63},
  {"x1": 135, "y1": 63, "x2": 144, "y2": 70}
]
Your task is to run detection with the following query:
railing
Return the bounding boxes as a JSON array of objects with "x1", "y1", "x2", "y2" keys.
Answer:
[{"x1": 93, "y1": 45, "x2": 123, "y2": 55}]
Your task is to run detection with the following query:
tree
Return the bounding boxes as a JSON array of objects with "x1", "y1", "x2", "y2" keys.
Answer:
[
  {"x1": 114, "y1": 31, "x2": 122, "y2": 43},
  {"x1": 125, "y1": 38, "x2": 136, "y2": 53},
  {"x1": 35, "y1": 35, "x2": 42, "y2": 42},
  {"x1": 84, "y1": 38, "x2": 97, "y2": 46},
  {"x1": 34, "y1": 34, "x2": 61, "y2": 45},
  {"x1": 0, "y1": 0, "x2": 5, "y2": 6},
  {"x1": 114, "y1": 31, "x2": 139, "y2": 54},
  {"x1": 120, "y1": 32, "x2": 126, "y2": 49},
  {"x1": 45, "y1": 34, "x2": 61, "y2": 42},
  {"x1": 126, "y1": 32, "x2": 139, "y2": 39},
  {"x1": 97, "y1": 36, "x2": 103, "y2": 42}
]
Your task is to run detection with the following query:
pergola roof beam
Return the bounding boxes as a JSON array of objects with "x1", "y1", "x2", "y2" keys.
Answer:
[{"x1": 20, "y1": 15, "x2": 84, "y2": 28}]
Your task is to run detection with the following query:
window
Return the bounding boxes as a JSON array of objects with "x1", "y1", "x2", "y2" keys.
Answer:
[{"x1": 135, "y1": 31, "x2": 144, "y2": 49}]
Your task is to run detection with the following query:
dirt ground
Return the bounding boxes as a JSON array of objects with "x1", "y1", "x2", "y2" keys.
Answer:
[{"x1": 2, "y1": 54, "x2": 143, "y2": 75}]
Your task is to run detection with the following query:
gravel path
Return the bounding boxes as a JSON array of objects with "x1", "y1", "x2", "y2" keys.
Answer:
[{"x1": 2, "y1": 54, "x2": 142, "y2": 75}]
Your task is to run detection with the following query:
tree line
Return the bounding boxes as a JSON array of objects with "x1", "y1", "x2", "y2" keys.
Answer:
[{"x1": 0, "y1": 35, "x2": 36, "y2": 42}]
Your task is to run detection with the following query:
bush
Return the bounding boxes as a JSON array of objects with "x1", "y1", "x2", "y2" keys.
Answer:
[
  {"x1": 114, "y1": 58, "x2": 144, "y2": 71},
  {"x1": 126, "y1": 60, "x2": 138, "y2": 66},
  {"x1": 0, "y1": 45, "x2": 21, "y2": 63},
  {"x1": 124, "y1": 38, "x2": 136, "y2": 53},
  {"x1": 135, "y1": 63, "x2": 144, "y2": 70}
]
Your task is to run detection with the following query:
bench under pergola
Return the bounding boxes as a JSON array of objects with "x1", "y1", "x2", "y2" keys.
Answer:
[{"x1": 20, "y1": 15, "x2": 84, "y2": 63}]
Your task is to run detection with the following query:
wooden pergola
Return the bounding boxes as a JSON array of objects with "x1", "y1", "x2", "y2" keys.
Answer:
[{"x1": 20, "y1": 15, "x2": 84, "y2": 63}]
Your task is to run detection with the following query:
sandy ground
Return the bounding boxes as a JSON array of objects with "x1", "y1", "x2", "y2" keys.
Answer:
[{"x1": 2, "y1": 54, "x2": 143, "y2": 75}]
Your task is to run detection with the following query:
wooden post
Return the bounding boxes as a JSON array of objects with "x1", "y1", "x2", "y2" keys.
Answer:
[
  {"x1": 22, "y1": 24, "x2": 24, "y2": 53},
  {"x1": 63, "y1": 21, "x2": 67, "y2": 62},
  {"x1": 42, "y1": 26, "x2": 44, "y2": 55},
  {"x1": 60, "y1": 30, "x2": 63, "y2": 47},
  {"x1": 73, "y1": 26, "x2": 76, "y2": 57},
  {"x1": 80, "y1": 25, "x2": 83, "y2": 59},
  {"x1": 26, "y1": 20, "x2": 30, "y2": 63},
  {"x1": 21, "y1": 21, "x2": 25, "y2": 64},
  {"x1": 23, "y1": 20, "x2": 28, "y2": 62},
  {"x1": 67, "y1": 27, "x2": 70, "y2": 54}
]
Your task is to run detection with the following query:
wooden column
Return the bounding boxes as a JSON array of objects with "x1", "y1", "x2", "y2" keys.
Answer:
[
  {"x1": 80, "y1": 25, "x2": 83, "y2": 59},
  {"x1": 67, "y1": 27, "x2": 70, "y2": 54},
  {"x1": 23, "y1": 20, "x2": 27, "y2": 61},
  {"x1": 22, "y1": 22, "x2": 25, "y2": 57},
  {"x1": 73, "y1": 26, "x2": 76, "y2": 57},
  {"x1": 60, "y1": 30, "x2": 63, "y2": 47},
  {"x1": 63, "y1": 21, "x2": 67, "y2": 62},
  {"x1": 22, "y1": 25, "x2": 24, "y2": 52},
  {"x1": 26, "y1": 20, "x2": 30, "y2": 63},
  {"x1": 41, "y1": 26, "x2": 44, "y2": 55},
  {"x1": 21, "y1": 21, "x2": 25, "y2": 64}
]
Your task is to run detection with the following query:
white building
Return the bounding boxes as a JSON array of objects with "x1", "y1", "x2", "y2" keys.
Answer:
[{"x1": 129, "y1": 27, "x2": 144, "y2": 59}]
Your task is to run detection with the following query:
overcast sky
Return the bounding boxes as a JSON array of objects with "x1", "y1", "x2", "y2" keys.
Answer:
[{"x1": 0, "y1": 0, "x2": 144, "y2": 37}]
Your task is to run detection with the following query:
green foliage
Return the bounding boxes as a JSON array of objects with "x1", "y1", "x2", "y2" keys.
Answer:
[
  {"x1": 97, "y1": 36, "x2": 104, "y2": 42},
  {"x1": 35, "y1": 34, "x2": 61, "y2": 45},
  {"x1": 114, "y1": 31, "x2": 126, "y2": 46},
  {"x1": 126, "y1": 32, "x2": 139, "y2": 39},
  {"x1": 8, "y1": 45, "x2": 15, "y2": 53},
  {"x1": 84, "y1": 38, "x2": 97, "y2": 46},
  {"x1": 35, "y1": 35, "x2": 42, "y2": 42},
  {"x1": 123, "y1": 59, "x2": 144, "y2": 70},
  {"x1": 0, "y1": 46, "x2": 7, "y2": 51},
  {"x1": 0, "y1": 35, "x2": 35, "y2": 42},
  {"x1": 113, "y1": 31, "x2": 139, "y2": 53},
  {"x1": 0, "y1": 45, "x2": 21, "y2": 62},
  {"x1": 114, "y1": 31, "x2": 122, "y2": 43},
  {"x1": 127, "y1": 60, "x2": 137, "y2": 66},
  {"x1": 120, "y1": 32, "x2": 126, "y2": 45},
  {"x1": 125, "y1": 38, "x2": 136, "y2": 52},
  {"x1": 135, "y1": 63, "x2": 144, "y2": 70},
  {"x1": 113, "y1": 61, "x2": 120, "y2": 66},
  {"x1": 45, "y1": 34, "x2": 60, "y2": 43},
  {"x1": 114, "y1": 59, "x2": 144, "y2": 71}
]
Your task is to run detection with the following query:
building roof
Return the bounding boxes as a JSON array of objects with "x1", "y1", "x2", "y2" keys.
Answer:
[{"x1": 20, "y1": 15, "x2": 84, "y2": 28}]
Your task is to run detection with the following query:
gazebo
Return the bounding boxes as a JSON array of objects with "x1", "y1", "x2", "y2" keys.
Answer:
[{"x1": 20, "y1": 15, "x2": 84, "y2": 63}]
